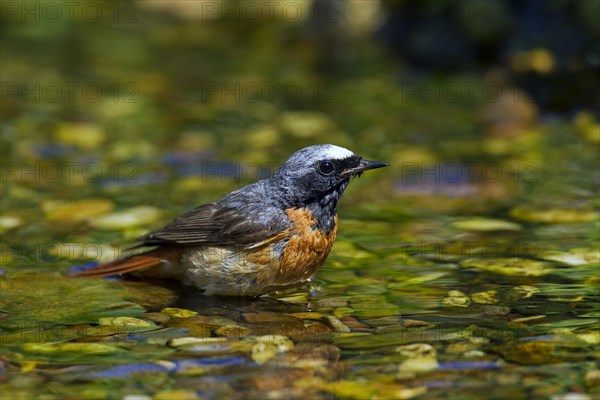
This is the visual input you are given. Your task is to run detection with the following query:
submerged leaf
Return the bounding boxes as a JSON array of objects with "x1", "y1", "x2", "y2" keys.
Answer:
[
  {"x1": 98, "y1": 317, "x2": 156, "y2": 330},
  {"x1": 251, "y1": 335, "x2": 294, "y2": 364},
  {"x1": 451, "y1": 217, "x2": 522, "y2": 231},
  {"x1": 463, "y1": 258, "x2": 551, "y2": 276},
  {"x1": 498, "y1": 335, "x2": 594, "y2": 364},
  {"x1": 0, "y1": 273, "x2": 145, "y2": 327}
]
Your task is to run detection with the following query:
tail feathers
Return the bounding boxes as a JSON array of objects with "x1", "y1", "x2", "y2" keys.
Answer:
[{"x1": 70, "y1": 255, "x2": 164, "y2": 278}]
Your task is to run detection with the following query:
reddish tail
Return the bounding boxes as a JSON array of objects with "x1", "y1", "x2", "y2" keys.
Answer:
[{"x1": 70, "y1": 254, "x2": 164, "y2": 278}]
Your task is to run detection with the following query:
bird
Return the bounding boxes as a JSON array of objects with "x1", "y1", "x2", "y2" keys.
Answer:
[{"x1": 71, "y1": 144, "x2": 388, "y2": 296}]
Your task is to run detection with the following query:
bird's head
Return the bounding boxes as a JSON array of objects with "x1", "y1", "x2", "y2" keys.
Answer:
[{"x1": 270, "y1": 144, "x2": 388, "y2": 207}]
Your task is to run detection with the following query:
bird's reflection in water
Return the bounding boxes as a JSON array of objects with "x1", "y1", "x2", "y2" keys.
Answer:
[
  {"x1": 133, "y1": 276, "x2": 310, "y2": 319},
  {"x1": 102, "y1": 277, "x2": 342, "y2": 390}
]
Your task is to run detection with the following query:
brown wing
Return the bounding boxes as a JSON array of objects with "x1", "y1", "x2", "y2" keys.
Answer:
[
  {"x1": 131, "y1": 203, "x2": 278, "y2": 248},
  {"x1": 71, "y1": 203, "x2": 283, "y2": 278}
]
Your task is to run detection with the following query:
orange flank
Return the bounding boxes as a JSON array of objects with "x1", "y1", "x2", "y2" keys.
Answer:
[{"x1": 277, "y1": 208, "x2": 337, "y2": 284}]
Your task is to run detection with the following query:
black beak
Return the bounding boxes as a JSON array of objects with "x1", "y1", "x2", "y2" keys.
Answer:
[{"x1": 341, "y1": 159, "x2": 389, "y2": 176}]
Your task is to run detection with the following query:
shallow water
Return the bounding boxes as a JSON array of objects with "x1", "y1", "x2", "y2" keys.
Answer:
[
  {"x1": 1, "y1": 3, "x2": 599, "y2": 399},
  {"x1": 2, "y1": 133, "x2": 598, "y2": 399}
]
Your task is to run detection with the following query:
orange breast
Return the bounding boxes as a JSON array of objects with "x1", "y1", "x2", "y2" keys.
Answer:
[{"x1": 274, "y1": 208, "x2": 337, "y2": 285}]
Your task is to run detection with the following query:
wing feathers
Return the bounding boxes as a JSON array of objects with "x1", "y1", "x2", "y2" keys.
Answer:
[{"x1": 133, "y1": 203, "x2": 277, "y2": 248}]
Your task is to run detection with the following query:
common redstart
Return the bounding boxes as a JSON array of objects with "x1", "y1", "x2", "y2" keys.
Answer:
[{"x1": 71, "y1": 144, "x2": 388, "y2": 296}]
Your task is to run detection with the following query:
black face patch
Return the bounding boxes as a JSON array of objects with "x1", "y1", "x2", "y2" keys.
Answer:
[{"x1": 317, "y1": 155, "x2": 362, "y2": 176}]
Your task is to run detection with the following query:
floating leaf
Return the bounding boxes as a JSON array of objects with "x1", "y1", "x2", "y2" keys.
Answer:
[
  {"x1": 42, "y1": 199, "x2": 114, "y2": 224},
  {"x1": 250, "y1": 335, "x2": 294, "y2": 364},
  {"x1": 498, "y1": 335, "x2": 593, "y2": 364},
  {"x1": 538, "y1": 248, "x2": 600, "y2": 266},
  {"x1": 98, "y1": 317, "x2": 156, "y2": 331},
  {"x1": 0, "y1": 215, "x2": 23, "y2": 233},
  {"x1": 577, "y1": 332, "x2": 600, "y2": 344},
  {"x1": 398, "y1": 356, "x2": 439, "y2": 374},
  {"x1": 161, "y1": 308, "x2": 197, "y2": 319},
  {"x1": 22, "y1": 342, "x2": 120, "y2": 355},
  {"x1": 463, "y1": 259, "x2": 551, "y2": 276},
  {"x1": 324, "y1": 315, "x2": 351, "y2": 333},
  {"x1": 279, "y1": 111, "x2": 338, "y2": 138},
  {"x1": 451, "y1": 217, "x2": 522, "y2": 231},
  {"x1": 288, "y1": 312, "x2": 325, "y2": 321},
  {"x1": 270, "y1": 292, "x2": 310, "y2": 304},
  {"x1": 168, "y1": 337, "x2": 227, "y2": 348},
  {"x1": 471, "y1": 290, "x2": 499, "y2": 304},
  {"x1": 442, "y1": 290, "x2": 471, "y2": 307},
  {"x1": 396, "y1": 343, "x2": 437, "y2": 358},
  {"x1": 92, "y1": 206, "x2": 162, "y2": 230},
  {"x1": 510, "y1": 206, "x2": 598, "y2": 223},
  {"x1": 510, "y1": 285, "x2": 540, "y2": 299},
  {"x1": 389, "y1": 272, "x2": 447, "y2": 287},
  {"x1": 54, "y1": 123, "x2": 105, "y2": 150}
]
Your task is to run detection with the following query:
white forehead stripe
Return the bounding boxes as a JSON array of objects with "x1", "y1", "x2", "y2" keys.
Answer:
[{"x1": 321, "y1": 145, "x2": 354, "y2": 160}]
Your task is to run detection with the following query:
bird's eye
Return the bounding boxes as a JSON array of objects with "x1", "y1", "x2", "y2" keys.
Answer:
[{"x1": 318, "y1": 161, "x2": 335, "y2": 175}]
